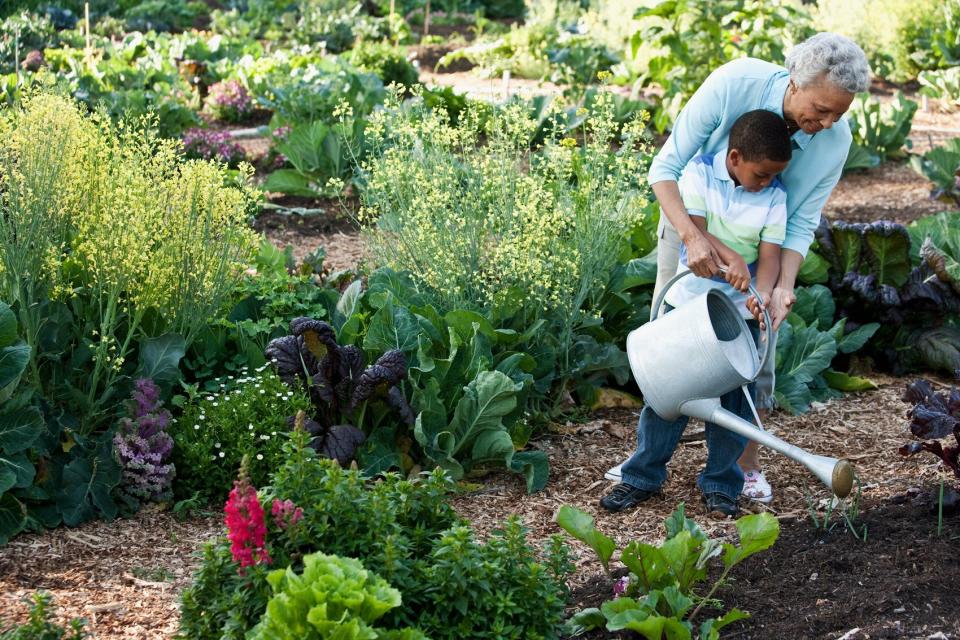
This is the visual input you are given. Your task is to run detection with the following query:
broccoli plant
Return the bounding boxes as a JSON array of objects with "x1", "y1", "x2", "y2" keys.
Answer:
[
  {"x1": 899, "y1": 379, "x2": 960, "y2": 512},
  {"x1": 265, "y1": 318, "x2": 413, "y2": 466}
]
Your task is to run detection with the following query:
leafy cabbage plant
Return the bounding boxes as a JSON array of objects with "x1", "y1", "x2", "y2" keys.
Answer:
[
  {"x1": 909, "y1": 138, "x2": 960, "y2": 206},
  {"x1": 248, "y1": 552, "x2": 428, "y2": 640},
  {"x1": 265, "y1": 317, "x2": 413, "y2": 466},
  {"x1": 812, "y1": 219, "x2": 960, "y2": 374}
]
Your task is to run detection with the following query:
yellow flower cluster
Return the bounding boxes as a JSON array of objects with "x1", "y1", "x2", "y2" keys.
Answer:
[
  {"x1": 358, "y1": 90, "x2": 653, "y2": 321},
  {"x1": 0, "y1": 92, "x2": 258, "y2": 420}
]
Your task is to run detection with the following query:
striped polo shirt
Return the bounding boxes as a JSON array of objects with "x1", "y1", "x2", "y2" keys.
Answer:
[{"x1": 664, "y1": 149, "x2": 787, "y2": 318}]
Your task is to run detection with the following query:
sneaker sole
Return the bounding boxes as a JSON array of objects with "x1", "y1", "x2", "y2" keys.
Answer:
[{"x1": 604, "y1": 463, "x2": 623, "y2": 482}]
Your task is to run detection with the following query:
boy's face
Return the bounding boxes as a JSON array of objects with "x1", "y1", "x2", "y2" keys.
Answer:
[{"x1": 727, "y1": 150, "x2": 789, "y2": 192}]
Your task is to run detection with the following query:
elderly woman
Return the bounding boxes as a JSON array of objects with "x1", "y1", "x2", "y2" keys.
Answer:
[{"x1": 602, "y1": 33, "x2": 871, "y2": 515}]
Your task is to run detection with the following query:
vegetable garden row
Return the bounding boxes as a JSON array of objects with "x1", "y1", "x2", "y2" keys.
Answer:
[{"x1": 0, "y1": 0, "x2": 959, "y2": 638}]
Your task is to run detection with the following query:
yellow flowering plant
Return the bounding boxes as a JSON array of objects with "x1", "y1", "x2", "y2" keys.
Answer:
[
  {"x1": 0, "y1": 92, "x2": 258, "y2": 434},
  {"x1": 355, "y1": 88, "x2": 654, "y2": 413}
]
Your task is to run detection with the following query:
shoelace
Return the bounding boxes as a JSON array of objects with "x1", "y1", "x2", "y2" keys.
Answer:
[{"x1": 611, "y1": 484, "x2": 638, "y2": 498}]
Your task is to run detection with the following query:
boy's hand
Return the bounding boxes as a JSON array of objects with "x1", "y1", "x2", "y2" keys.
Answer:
[
  {"x1": 747, "y1": 290, "x2": 772, "y2": 331},
  {"x1": 721, "y1": 254, "x2": 751, "y2": 293}
]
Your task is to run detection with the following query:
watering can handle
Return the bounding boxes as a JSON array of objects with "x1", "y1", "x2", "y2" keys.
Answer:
[{"x1": 650, "y1": 268, "x2": 773, "y2": 376}]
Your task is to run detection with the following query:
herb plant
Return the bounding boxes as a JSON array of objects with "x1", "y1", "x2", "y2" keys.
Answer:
[
  {"x1": 171, "y1": 367, "x2": 312, "y2": 503},
  {"x1": 0, "y1": 592, "x2": 87, "y2": 640},
  {"x1": 557, "y1": 503, "x2": 779, "y2": 639}
]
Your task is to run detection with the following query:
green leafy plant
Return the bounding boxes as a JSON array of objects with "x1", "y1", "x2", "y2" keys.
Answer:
[
  {"x1": 0, "y1": 592, "x2": 87, "y2": 640},
  {"x1": 774, "y1": 284, "x2": 880, "y2": 414},
  {"x1": 919, "y1": 67, "x2": 960, "y2": 111},
  {"x1": 179, "y1": 424, "x2": 572, "y2": 640},
  {"x1": 804, "y1": 476, "x2": 868, "y2": 542},
  {"x1": 844, "y1": 91, "x2": 918, "y2": 171},
  {"x1": 349, "y1": 41, "x2": 419, "y2": 89},
  {"x1": 630, "y1": 0, "x2": 812, "y2": 132},
  {"x1": 910, "y1": 137, "x2": 960, "y2": 206},
  {"x1": 249, "y1": 553, "x2": 427, "y2": 639},
  {"x1": 171, "y1": 367, "x2": 312, "y2": 503},
  {"x1": 263, "y1": 119, "x2": 365, "y2": 197},
  {"x1": 557, "y1": 503, "x2": 779, "y2": 639}
]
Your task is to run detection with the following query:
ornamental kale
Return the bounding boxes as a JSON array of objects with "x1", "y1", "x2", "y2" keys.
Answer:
[
  {"x1": 113, "y1": 378, "x2": 175, "y2": 509},
  {"x1": 205, "y1": 80, "x2": 255, "y2": 123},
  {"x1": 265, "y1": 318, "x2": 413, "y2": 467},
  {"x1": 181, "y1": 128, "x2": 246, "y2": 166}
]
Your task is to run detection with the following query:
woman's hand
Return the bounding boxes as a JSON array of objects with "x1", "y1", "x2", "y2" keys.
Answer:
[
  {"x1": 746, "y1": 290, "x2": 772, "y2": 331},
  {"x1": 768, "y1": 286, "x2": 797, "y2": 330},
  {"x1": 683, "y1": 231, "x2": 722, "y2": 277}
]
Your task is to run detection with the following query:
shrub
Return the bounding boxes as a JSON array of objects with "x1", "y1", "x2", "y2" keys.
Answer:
[
  {"x1": 170, "y1": 367, "x2": 312, "y2": 503},
  {"x1": 349, "y1": 41, "x2": 419, "y2": 89},
  {"x1": 178, "y1": 425, "x2": 572, "y2": 639}
]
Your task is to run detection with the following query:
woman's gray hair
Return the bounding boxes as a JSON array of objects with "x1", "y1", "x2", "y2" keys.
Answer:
[{"x1": 785, "y1": 33, "x2": 871, "y2": 94}]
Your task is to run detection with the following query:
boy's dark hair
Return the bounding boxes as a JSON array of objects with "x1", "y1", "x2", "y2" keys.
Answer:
[{"x1": 728, "y1": 110, "x2": 792, "y2": 163}]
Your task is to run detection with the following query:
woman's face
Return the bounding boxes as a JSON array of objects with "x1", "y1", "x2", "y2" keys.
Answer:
[{"x1": 785, "y1": 78, "x2": 855, "y2": 134}]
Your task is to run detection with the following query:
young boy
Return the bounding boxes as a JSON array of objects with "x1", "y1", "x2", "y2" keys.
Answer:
[{"x1": 600, "y1": 109, "x2": 791, "y2": 517}]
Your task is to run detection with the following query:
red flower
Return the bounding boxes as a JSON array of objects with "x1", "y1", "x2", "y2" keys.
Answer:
[
  {"x1": 271, "y1": 498, "x2": 304, "y2": 530},
  {"x1": 224, "y1": 479, "x2": 271, "y2": 570}
]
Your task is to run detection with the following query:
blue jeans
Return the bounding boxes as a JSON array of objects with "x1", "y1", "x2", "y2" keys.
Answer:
[{"x1": 620, "y1": 319, "x2": 760, "y2": 501}]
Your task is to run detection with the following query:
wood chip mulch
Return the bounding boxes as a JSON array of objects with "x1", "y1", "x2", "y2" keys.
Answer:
[{"x1": 1, "y1": 374, "x2": 948, "y2": 638}]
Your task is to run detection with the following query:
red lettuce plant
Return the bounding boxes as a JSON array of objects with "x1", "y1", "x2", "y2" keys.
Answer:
[
  {"x1": 900, "y1": 379, "x2": 960, "y2": 510},
  {"x1": 265, "y1": 317, "x2": 413, "y2": 466}
]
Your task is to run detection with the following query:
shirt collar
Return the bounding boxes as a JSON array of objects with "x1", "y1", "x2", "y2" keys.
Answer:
[
  {"x1": 767, "y1": 71, "x2": 813, "y2": 150},
  {"x1": 712, "y1": 148, "x2": 733, "y2": 182}
]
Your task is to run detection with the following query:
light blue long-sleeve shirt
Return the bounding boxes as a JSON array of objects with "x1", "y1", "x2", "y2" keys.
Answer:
[{"x1": 648, "y1": 57, "x2": 852, "y2": 256}]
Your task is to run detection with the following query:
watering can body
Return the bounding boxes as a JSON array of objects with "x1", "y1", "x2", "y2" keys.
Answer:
[{"x1": 623, "y1": 270, "x2": 854, "y2": 498}]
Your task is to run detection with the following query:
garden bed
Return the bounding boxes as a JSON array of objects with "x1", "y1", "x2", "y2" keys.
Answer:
[{"x1": 1, "y1": 375, "x2": 954, "y2": 638}]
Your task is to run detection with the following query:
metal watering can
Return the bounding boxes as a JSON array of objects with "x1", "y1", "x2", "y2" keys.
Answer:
[{"x1": 620, "y1": 270, "x2": 854, "y2": 498}]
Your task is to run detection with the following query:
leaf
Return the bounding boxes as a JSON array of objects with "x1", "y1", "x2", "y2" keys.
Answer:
[
  {"x1": 136, "y1": 334, "x2": 186, "y2": 384},
  {"x1": 555, "y1": 505, "x2": 616, "y2": 571},
  {"x1": 912, "y1": 326, "x2": 960, "y2": 374},
  {"x1": 334, "y1": 279, "x2": 363, "y2": 331},
  {"x1": 509, "y1": 450, "x2": 549, "y2": 493},
  {"x1": 315, "y1": 424, "x2": 367, "y2": 466},
  {"x1": 608, "y1": 610, "x2": 692, "y2": 639},
  {"x1": 792, "y1": 285, "x2": 835, "y2": 329},
  {"x1": 842, "y1": 142, "x2": 879, "y2": 173},
  {"x1": 0, "y1": 302, "x2": 17, "y2": 348},
  {"x1": 0, "y1": 452, "x2": 33, "y2": 494},
  {"x1": 822, "y1": 369, "x2": 878, "y2": 392},
  {"x1": 56, "y1": 448, "x2": 120, "y2": 527},
  {"x1": 664, "y1": 502, "x2": 707, "y2": 541},
  {"x1": 774, "y1": 321, "x2": 838, "y2": 413},
  {"x1": 363, "y1": 300, "x2": 420, "y2": 354},
  {"x1": 0, "y1": 343, "x2": 30, "y2": 392},
  {"x1": 922, "y1": 237, "x2": 960, "y2": 295},
  {"x1": 699, "y1": 609, "x2": 750, "y2": 640},
  {"x1": 862, "y1": 221, "x2": 912, "y2": 288},
  {"x1": 262, "y1": 169, "x2": 315, "y2": 197},
  {"x1": 620, "y1": 541, "x2": 671, "y2": 592},
  {"x1": 797, "y1": 250, "x2": 830, "y2": 285},
  {"x1": 722, "y1": 512, "x2": 779, "y2": 568},
  {"x1": 0, "y1": 407, "x2": 44, "y2": 454},
  {"x1": 561, "y1": 608, "x2": 606, "y2": 635},
  {"x1": 837, "y1": 322, "x2": 880, "y2": 354},
  {"x1": 0, "y1": 492, "x2": 26, "y2": 545}
]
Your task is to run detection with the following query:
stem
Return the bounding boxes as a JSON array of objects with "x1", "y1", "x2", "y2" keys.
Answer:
[
  {"x1": 938, "y1": 476, "x2": 945, "y2": 537},
  {"x1": 687, "y1": 563, "x2": 734, "y2": 625}
]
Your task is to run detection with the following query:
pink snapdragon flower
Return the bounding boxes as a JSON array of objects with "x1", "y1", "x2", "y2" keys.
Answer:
[
  {"x1": 224, "y1": 478, "x2": 271, "y2": 570},
  {"x1": 271, "y1": 498, "x2": 304, "y2": 530}
]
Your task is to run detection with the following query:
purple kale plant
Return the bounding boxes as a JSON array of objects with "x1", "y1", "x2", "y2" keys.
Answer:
[
  {"x1": 204, "y1": 80, "x2": 255, "y2": 123},
  {"x1": 113, "y1": 378, "x2": 176, "y2": 507},
  {"x1": 181, "y1": 128, "x2": 246, "y2": 166},
  {"x1": 900, "y1": 378, "x2": 960, "y2": 511}
]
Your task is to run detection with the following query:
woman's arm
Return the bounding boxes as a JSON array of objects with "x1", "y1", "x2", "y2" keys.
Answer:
[
  {"x1": 652, "y1": 181, "x2": 721, "y2": 277},
  {"x1": 750, "y1": 241, "x2": 781, "y2": 331}
]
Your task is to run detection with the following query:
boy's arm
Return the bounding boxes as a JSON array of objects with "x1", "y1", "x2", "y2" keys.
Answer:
[
  {"x1": 748, "y1": 241, "x2": 781, "y2": 330},
  {"x1": 689, "y1": 217, "x2": 751, "y2": 292}
]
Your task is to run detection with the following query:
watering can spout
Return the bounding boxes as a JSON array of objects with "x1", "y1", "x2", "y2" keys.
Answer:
[{"x1": 680, "y1": 398, "x2": 855, "y2": 498}]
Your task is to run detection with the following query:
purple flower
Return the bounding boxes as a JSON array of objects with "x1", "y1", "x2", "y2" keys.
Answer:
[
  {"x1": 205, "y1": 80, "x2": 254, "y2": 123},
  {"x1": 113, "y1": 378, "x2": 176, "y2": 506},
  {"x1": 181, "y1": 128, "x2": 245, "y2": 166},
  {"x1": 612, "y1": 576, "x2": 630, "y2": 597}
]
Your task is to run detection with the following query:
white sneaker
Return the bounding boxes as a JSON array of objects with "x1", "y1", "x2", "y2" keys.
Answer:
[
  {"x1": 742, "y1": 470, "x2": 773, "y2": 504},
  {"x1": 604, "y1": 463, "x2": 623, "y2": 482}
]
